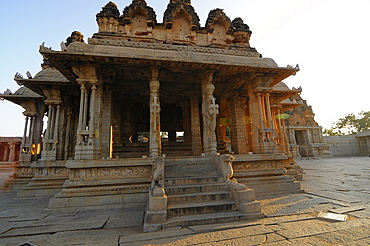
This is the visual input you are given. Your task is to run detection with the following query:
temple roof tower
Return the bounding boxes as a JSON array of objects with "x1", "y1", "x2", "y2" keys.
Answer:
[
  {"x1": 96, "y1": 1, "x2": 120, "y2": 19},
  {"x1": 164, "y1": 0, "x2": 200, "y2": 30},
  {"x1": 122, "y1": 0, "x2": 157, "y2": 25}
]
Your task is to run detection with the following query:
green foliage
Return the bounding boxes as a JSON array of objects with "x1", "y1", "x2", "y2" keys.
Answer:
[{"x1": 323, "y1": 111, "x2": 370, "y2": 136}]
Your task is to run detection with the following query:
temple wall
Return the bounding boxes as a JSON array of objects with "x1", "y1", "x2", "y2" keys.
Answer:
[
  {"x1": 325, "y1": 132, "x2": 370, "y2": 157},
  {"x1": 325, "y1": 135, "x2": 361, "y2": 157}
]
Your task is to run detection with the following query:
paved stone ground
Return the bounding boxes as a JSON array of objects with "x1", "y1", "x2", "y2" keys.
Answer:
[{"x1": 0, "y1": 156, "x2": 369, "y2": 245}]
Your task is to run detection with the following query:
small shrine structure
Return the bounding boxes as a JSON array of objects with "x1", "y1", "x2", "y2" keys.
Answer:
[{"x1": 284, "y1": 91, "x2": 332, "y2": 158}]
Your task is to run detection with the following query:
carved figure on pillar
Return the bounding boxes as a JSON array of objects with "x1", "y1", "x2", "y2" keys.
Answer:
[
  {"x1": 202, "y1": 72, "x2": 219, "y2": 156},
  {"x1": 149, "y1": 67, "x2": 161, "y2": 157}
]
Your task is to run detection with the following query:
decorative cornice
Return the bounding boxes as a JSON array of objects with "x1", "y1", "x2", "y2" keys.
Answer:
[{"x1": 88, "y1": 38, "x2": 260, "y2": 57}]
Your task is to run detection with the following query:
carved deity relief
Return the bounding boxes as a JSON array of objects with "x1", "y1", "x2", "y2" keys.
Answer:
[
  {"x1": 151, "y1": 158, "x2": 164, "y2": 188},
  {"x1": 150, "y1": 82, "x2": 160, "y2": 115},
  {"x1": 222, "y1": 154, "x2": 235, "y2": 180},
  {"x1": 149, "y1": 67, "x2": 161, "y2": 157},
  {"x1": 207, "y1": 83, "x2": 219, "y2": 132},
  {"x1": 201, "y1": 72, "x2": 219, "y2": 155}
]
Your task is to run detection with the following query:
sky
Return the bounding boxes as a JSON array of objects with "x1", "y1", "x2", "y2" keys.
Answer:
[{"x1": 1, "y1": 0, "x2": 369, "y2": 137}]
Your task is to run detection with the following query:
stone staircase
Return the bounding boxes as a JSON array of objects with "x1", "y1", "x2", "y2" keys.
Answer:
[{"x1": 161, "y1": 157, "x2": 263, "y2": 229}]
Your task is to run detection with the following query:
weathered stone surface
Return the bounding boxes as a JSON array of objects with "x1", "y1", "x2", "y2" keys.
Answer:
[
  {"x1": 329, "y1": 205, "x2": 365, "y2": 214},
  {"x1": 276, "y1": 218, "x2": 370, "y2": 239},
  {"x1": 0, "y1": 157, "x2": 369, "y2": 245}
]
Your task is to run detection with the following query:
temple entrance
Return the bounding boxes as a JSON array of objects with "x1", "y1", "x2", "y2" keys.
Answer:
[{"x1": 294, "y1": 130, "x2": 313, "y2": 157}]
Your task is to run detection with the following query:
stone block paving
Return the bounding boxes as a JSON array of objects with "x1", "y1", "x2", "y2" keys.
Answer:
[{"x1": 0, "y1": 156, "x2": 369, "y2": 245}]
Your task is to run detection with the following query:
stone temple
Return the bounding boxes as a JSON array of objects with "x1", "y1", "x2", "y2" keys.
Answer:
[{"x1": 0, "y1": 0, "x2": 303, "y2": 231}]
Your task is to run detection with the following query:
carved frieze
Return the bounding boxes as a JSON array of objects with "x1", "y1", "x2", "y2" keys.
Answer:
[
  {"x1": 71, "y1": 166, "x2": 151, "y2": 180},
  {"x1": 233, "y1": 161, "x2": 283, "y2": 171},
  {"x1": 87, "y1": 38, "x2": 260, "y2": 57},
  {"x1": 34, "y1": 167, "x2": 69, "y2": 177}
]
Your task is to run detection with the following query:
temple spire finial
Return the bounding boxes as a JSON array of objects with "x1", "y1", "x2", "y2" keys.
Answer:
[
  {"x1": 170, "y1": 0, "x2": 191, "y2": 5},
  {"x1": 132, "y1": 0, "x2": 147, "y2": 5}
]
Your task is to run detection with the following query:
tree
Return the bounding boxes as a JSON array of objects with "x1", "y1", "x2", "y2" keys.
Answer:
[{"x1": 323, "y1": 111, "x2": 370, "y2": 136}]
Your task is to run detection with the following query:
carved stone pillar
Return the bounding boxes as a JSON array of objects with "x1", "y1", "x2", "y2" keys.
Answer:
[
  {"x1": 20, "y1": 116, "x2": 29, "y2": 159},
  {"x1": 73, "y1": 66, "x2": 101, "y2": 160},
  {"x1": 190, "y1": 95, "x2": 202, "y2": 155},
  {"x1": 101, "y1": 71, "x2": 114, "y2": 159},
  {"x1": 19, "y1": 112, "x2": 37, "y2": 163},
  {"x1": 64, "y1": 109, "x2": 72, "y2": 160},
  {"x1": 201, "y1": 72, "x2": 219, "y2": 156},
  {"x1": 149, "y1": 67, "x2": 161, "y2": 158},
  {"x1": 247, "y1": 90, "x2": 262, "y2": 154},
  {"x1": 41, "y1": 87, "x2": 63, "y2": 161},
  {"x1": 8, "y1": 142, "x2": 16, "y2": 162},
  {"x1": 229, "y1": 95, "x2": 249, "y2": 154},
  {"x1": 3, "y1": 144, "x2": 9, "y2": 162},
  {"x1": 261, "y1": 92, "x2": 277, "y2": 153},
  {"x1": 180, "y1": 101, "x2": 191, "y2": 143}
]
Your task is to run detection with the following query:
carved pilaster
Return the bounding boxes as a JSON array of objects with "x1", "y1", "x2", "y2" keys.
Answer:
[
  {"x1": 229, "y1": 95, "x2": 249, "y2": 154},
  {"x1": 8, "y1": 143, "x2": 16, "y2": 162}
]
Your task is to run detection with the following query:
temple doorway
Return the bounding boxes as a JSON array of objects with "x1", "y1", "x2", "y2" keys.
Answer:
[{"x1": 294, "y1": 130, "x2": 313, "y2": 157}]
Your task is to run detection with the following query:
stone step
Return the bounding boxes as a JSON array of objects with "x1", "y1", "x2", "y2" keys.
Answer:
[
  {"x1": 162, "y1": 211, "x2": 262, "y2": 229},
  {"x1": 165, "y1": 183, "x2": 229, "y2": 195},
  {"x1": 167, "y1": 191, "x2": 233, "y2": 205},
  {"x1": 164, "y1": 163, "x2": 217, "y2": 172},
  {"x1": 167, "y1": 200, "x2": 237, "y2": 217},
  {"x1": 165, "y1": 170, "x2": 219, "y2": 178},
  {"x1": 165, "y1": 158, "x2": 211, "y2": 164},
  {"x1": 162, "y1": 145, "x2": 192, "y2": 151},
  {"x1": 165, "y1": 176, "x2": 223, "y2": 186},
  {"x1": 161, "y1": 151, "x2": 192, "y2": 156}
]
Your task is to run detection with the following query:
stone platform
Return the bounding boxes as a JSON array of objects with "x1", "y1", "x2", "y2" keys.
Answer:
[
  {"x1": 1, "y1": 156, "x2": 370, "y2": 245},
  {"x1": 0, "y1": 162, "x2": 16, "y2": 190}
]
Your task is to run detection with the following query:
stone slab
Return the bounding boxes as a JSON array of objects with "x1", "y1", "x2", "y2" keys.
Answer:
[
  {"x1": 0, "y1": 234, "x2": 54, "y2": 246},
  {"x1": 188, "y1": 219, "x2": 261, "y2": 233},
  {"x1": 119, "y1": 228, "x2": 195, "y2": 244},
  {"x1": 0, "y1": 215, "x2": 109, "y2": 237},
  {"x1": 104, "y1": 210, "x2": 144, "y2": 228},
  {"x1": 289, "y1": 224, "x2": 370, "y2": 245},
  {"x1": 306, "y1": 190, "x2": 363, "y2": 203},
  {"x1": 276, "y1": 218, "x2": 370, "y2": 239},
  {"x1": 329, "y1": 205, "x2": 365, "y2": 214},
  {"x1": 121, "y1": 225, "x2": 274, "y2": 246},
  {"x1": 46, "y1": 228, "x2": 134, "y2": 245}
]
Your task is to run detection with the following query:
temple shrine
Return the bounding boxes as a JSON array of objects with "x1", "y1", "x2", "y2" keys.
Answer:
[{"x1": 1, "y1": 0, "x2": 302, "y2": 231}]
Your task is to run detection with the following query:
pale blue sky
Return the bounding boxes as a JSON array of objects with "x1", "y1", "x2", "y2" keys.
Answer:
[{"x1": 1, "y1": 0, "x2": 369, "y2": 136}]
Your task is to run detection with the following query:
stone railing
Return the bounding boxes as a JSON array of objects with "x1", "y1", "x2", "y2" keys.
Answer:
[
  {"x1": 215, "y1": 154, "x2": 262, "y2": 215},
  {"x1": 144, "y1": 157, "x2": 168, "y2": 232}
]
